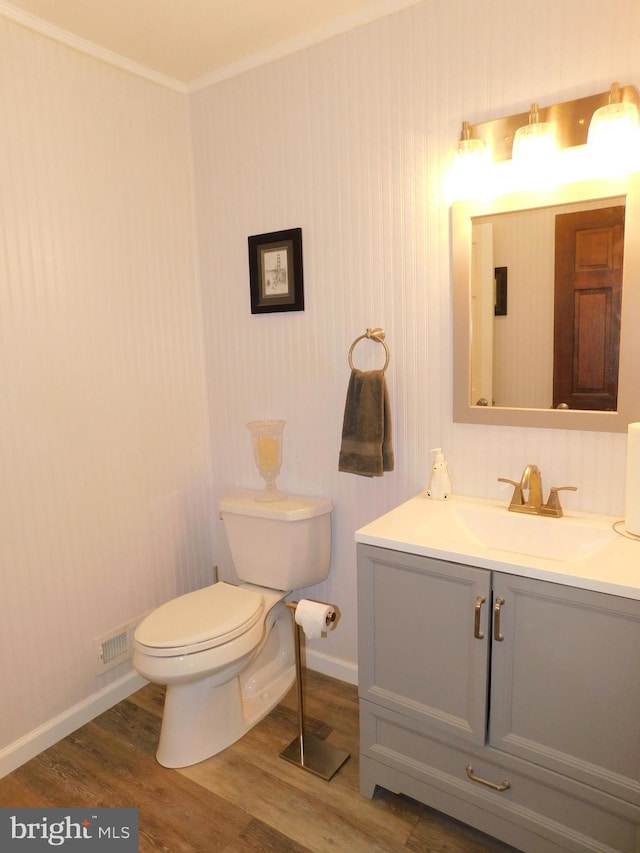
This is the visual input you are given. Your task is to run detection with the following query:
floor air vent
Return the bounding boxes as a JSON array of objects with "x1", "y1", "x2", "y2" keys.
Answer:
[{"x1": 94, "y1": 624, "x2": 134, "y2": 674}]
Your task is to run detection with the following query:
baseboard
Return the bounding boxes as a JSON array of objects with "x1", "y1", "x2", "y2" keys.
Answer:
[
  {"x1": 1, "y1": 653, "x2": 357, "y2": 780},
  {"x1": 0, "y1": 671, "x2": 147, "y2": 779},
  {"x1": 305, "y1": 648, "x2": 358, "y2": 686}
]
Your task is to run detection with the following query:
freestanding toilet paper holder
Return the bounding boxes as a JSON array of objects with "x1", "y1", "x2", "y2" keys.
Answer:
[{"x1": 279, "y1": 601, "x2": 350, "y2": 780}]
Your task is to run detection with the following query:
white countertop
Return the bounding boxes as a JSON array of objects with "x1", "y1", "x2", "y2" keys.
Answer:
[{"x1": 355, "y1": 492, "x2": 640, "y2": 600}]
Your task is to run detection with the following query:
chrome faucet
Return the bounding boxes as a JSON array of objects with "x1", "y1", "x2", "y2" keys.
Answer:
[{"x1": 498, "y1": 464, "x2": 577, "y2": 518}]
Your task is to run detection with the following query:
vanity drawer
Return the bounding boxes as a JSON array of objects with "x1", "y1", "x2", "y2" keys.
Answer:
[{"x1": 360, "y1": 700, "x2": 640, "y2": 853}]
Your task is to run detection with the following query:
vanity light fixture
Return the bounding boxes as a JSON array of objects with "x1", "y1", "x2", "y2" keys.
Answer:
[
  {"x1": 454, "y1": 82, "x2": 640, "y2": 166},
  {"x1": 450, "y1": 120, "x2": 486, "y2": 161},
  {"x1": 447, "y1": 120, "x2": 492, "y2": 199},
  {"x1": 512, "y1": 102, "x2": 557, "y2": 164},
  {"x1": 588, "y1": 82, "x2": 640, "y2": 164}
]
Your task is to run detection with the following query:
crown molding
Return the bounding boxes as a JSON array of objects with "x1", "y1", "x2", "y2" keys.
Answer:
[
  {"x1": 0, "y1": 1, "x2": 187, "y2": 91},
  {"x1": 1, "y1": 0, "x2": 422, "y2": 93},
  {"x1": 187, "y1": 0, "x2": 422, "y2": 92}
]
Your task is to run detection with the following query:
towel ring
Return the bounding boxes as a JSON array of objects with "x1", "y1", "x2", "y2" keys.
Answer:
[{"x1": 348, "y1": 327, "x2": 390, "y2": 372}]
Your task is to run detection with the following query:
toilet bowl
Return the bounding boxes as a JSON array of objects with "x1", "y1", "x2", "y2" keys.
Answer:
[
  {"x1": 133, "y1": 581, "x2": 293, "y2": 767},
  {"x1": 133, "y1": 489, "x2": 332, "y2": 768}
]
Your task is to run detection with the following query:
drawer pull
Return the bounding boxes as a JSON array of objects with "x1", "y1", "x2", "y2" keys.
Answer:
[
  {"x1": 494, "y1": 596, "x2": 505, "y2": 641},
  {"x1": 474, "y1": 595, "x2": 486, "y2": 639},
  {"x1": 465, "y1": 764, "x2": 511, "y2": 792}
]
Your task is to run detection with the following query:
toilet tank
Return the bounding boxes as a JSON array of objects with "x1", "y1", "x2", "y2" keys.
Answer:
[{"x1": 219, "y1": 490, "x2": 332, "y2": 591}]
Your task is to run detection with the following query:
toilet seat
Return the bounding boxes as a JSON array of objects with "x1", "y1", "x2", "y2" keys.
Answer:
[{"x1": 135, "y1": 582, "x2": 264, "y2": 657}]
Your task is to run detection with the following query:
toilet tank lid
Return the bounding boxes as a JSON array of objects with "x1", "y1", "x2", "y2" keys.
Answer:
[{"x1": 220, "y1": 489, "x2": 332, "y2": 520}]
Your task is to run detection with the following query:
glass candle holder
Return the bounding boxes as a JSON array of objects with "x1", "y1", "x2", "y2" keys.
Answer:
[{"x1": 246, "y1": 419, "x2": 287, "y2": 502}]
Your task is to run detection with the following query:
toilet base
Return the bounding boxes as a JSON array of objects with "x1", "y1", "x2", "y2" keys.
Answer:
[{"x1": 155, "y1": 600, "x2": 294, "y2": 768}]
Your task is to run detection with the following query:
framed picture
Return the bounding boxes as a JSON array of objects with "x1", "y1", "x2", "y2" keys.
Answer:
[
  {"x1": 494, "y1": 266, "x2": 508, "y2": 316},
  {"x1": 248, "y1": 228, "x2": 304, "y2": 314}
]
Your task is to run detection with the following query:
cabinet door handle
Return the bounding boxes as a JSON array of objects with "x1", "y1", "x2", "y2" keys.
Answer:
[
  {"x1": 474, "y1": 595, "x2": 486, "y2": 639},
  {"x1": 494, "y1": 596, "x2": 505, "y2": 641},
  {"x1": 465, "y1": 764, "x2": 511, "y2": 792}
]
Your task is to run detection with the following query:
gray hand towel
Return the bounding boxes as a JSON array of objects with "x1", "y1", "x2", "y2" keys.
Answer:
[{"x1": 338, "y1": 369, "x2": 394, "y2": 477}]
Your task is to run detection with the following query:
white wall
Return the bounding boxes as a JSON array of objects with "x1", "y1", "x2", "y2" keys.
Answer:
[
  {"x1": 491, "y1": 206, "x2": 556, "y2": 409},
  {"x1": 190, "y1": 0, "x2": 640, "y2": 679},
  {"x1": 0, "y1": 19, "x2": 214, "y2": 771},
  {"x1": 3, "y1": 0, "x2": 640, "y2": 773}
]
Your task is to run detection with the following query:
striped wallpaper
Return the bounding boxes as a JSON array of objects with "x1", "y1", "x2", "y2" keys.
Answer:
[
  {"x1": 191, "y1": 0, "x2": 640, "y2": 683},
  {"x1": 0, "y1": 19, "x2": 213, "y2": 767},
  {"x1": 2, "y1": 0, "x2": 640, "y2": 772}
]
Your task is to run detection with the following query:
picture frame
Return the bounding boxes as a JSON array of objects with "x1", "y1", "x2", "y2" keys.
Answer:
[
  {"x1": 494, "y1": 266, "x2": 508, "y2": 316},
  {"x1": 248, "y1": 227, "x2": 304, "y2": 314}
]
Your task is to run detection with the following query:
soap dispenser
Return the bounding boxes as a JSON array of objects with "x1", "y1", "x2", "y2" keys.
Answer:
[{"x1": 427, "y1": 448, "x2": 452, "y2": 500}]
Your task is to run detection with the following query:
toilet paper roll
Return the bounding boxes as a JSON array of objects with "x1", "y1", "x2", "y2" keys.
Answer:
[
  {"x1": 294, "y1": 599, "x2": 336, "y2": 639},
  {"x1": 625, "y1": 422, "x2": 640, "y2": 536}
]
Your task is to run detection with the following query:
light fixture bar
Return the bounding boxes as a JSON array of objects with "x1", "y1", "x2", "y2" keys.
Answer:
[{"x1": 468, "y1": 84, "x2": 640, "y2": 161}]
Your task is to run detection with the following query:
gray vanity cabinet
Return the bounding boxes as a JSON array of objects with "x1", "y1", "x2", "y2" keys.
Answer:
[
  {"x1": 357, "y1": 544, "x2": 640, "y2": 853},
  {"x1": 489, "y1": 572, "x2": 640, "y2": 806},
  {"x1": 357, "y1": 545, "x2": 492, "y2": 745}
]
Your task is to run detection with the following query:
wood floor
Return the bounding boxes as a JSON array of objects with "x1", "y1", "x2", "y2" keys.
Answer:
[{"x1": 0, "y1": 670, "x2": 519, "y2": 852}]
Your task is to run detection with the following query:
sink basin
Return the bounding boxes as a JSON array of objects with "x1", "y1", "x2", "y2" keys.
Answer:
[
  {"x1": 356, "y1": 493, "x2": 638, "y2": 599},
  {"x1": 453, "y1": 503, "x2": 615, "y2": 562}
]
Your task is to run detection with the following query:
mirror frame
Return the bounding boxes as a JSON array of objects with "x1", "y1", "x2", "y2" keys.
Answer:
[{"x1": 452, "y1": 173, "x2": 640, "y2": 431}]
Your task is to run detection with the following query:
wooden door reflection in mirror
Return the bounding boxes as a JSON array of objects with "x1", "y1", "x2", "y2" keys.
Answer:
[{"x1": 553, "y1": 205, "x2": 624, "y2": 411}]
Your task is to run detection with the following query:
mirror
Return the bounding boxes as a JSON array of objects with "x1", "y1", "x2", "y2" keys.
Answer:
[
  {"x1": 452, "y1": 174, "x2": 640, "y2": 431},
  {"x1": 470, "y1": 196, "x2": 625, "y2": 411}
]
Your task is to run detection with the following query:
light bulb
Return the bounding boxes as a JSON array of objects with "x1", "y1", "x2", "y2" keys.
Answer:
[
  {"x1": 512, "y1": 104, "x2": 558, "y2": 187},
  {"x1": 447, "y1": 121, "x2": 492, "y2": 200},
  {"x1": 512, "y1": 104, "x2": 557, "y2": 160},
  {"x1": 588, "y1": 83, "x2": 640, "y2": 173}
]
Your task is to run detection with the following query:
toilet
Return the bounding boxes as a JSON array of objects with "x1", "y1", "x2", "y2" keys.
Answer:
[{"x1": 132, "y1": 489, "x2": 332, "y2": 768}]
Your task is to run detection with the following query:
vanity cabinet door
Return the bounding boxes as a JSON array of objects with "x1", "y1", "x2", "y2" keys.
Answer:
[
  {"x1": 489, "y1": 572, "x2": 640, "y2": 805},
  {"x1": 357, "y1": 544, "x2": 491, "y2": 746}
]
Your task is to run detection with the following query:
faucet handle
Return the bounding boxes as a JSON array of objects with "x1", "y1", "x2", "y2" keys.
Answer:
[
  {"x1": 498, "y1": 477, "x2": 524, "y2": 507},
  {"x1": 545, "y1": 485, "x2": 578, "y2": 517}
]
